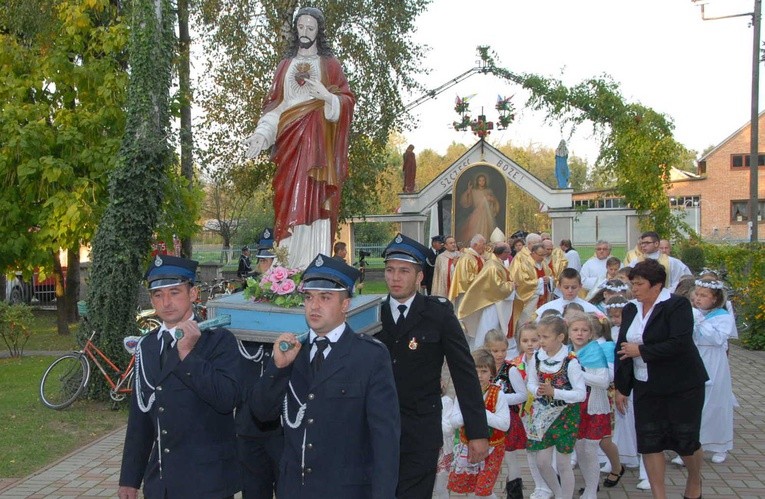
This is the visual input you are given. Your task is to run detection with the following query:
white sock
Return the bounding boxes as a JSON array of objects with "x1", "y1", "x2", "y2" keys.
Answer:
[
  {"x1": 575, "y1": 439, "x2": 601, "y2": 499},
  {"x1": 555, "y1": 450, "x2": 576, "y2": 499}
]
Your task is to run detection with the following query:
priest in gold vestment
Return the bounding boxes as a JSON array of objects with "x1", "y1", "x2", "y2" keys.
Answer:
[
  {"x1": 508, "y1": 236, "x2": 552, "y2": 337},
  {"x1": 458, "y1": 243, "x2": 515, "y2": 353},
  {"x1": 447, "y1": 234, "x2": 486, "y2": 304}
]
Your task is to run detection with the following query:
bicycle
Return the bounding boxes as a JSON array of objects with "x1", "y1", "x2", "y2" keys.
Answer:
[{"x1": 39, "y1": 302, "x2": 144, "y2": 410}]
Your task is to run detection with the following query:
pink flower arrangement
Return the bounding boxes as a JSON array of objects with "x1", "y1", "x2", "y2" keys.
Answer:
[{"x1": 244, "y1": 265, "x2": 304, "y2": 307}]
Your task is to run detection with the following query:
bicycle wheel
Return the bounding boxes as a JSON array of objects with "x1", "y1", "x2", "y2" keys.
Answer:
[{"x1": 40, "y1": 353, "x2": 90, "y2": 410}]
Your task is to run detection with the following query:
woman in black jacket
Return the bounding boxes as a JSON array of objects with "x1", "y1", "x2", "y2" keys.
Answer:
[{"x1": 614, "y1": 259, "x2": 708, "y2": 499}]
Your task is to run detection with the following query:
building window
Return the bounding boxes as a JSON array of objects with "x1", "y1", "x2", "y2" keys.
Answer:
[
  {"x1": 572, "y1": 197, "x2": 627, "y2": 210},
  {"x1": 731, "y1": 199, "x2": 765, "y2": 223},
  {"x1": 730, "y1": 153, "x2": 765, "y2": 168},
  {"x1": 669, "y1": 196, "x2": 700, "y2": 209}
]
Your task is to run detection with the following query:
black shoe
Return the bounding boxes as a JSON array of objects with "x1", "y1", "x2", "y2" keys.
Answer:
[
  {"x1": 603, "y1": 464, "x2": 626, "y2": 488},
  {"x1": 506, "y1": 477, "x2": 523, "y2": 499},
  {"x1": 579, "y1": 485, "x2": 600, "y2": 495}
]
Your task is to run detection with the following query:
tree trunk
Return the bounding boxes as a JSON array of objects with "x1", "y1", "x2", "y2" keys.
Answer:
[
  {"x1": 53, "y1": 252, "x2": 69, "y2": 335},
  {"x1": 65, "y1": 247, "x2": 80, "y2": 323},
  {"x1": 178, "y1": 0, "x2": 193, "y2": 259},
  {"x1": 0, "y1": 274, "x2": 6, "y2": 303}
]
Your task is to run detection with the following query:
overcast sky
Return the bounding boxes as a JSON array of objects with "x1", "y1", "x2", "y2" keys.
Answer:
[{"x1": 402, "y1": 0, "x2": 762, "y2": 163}]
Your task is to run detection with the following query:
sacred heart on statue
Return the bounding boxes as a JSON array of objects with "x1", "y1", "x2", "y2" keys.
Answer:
[{"x1": 294, "y1": 63, "x2": 312, "y2": 86}]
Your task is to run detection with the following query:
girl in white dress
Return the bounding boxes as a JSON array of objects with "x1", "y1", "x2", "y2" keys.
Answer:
[{"x1": 692, "y1": 277, "x2": 735, "y2": 464}]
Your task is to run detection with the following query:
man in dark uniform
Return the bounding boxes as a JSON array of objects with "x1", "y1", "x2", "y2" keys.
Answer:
[
  {"x1": 251, "y1": 254, "x2": 400, "y2": 498},
  {"x1": 118, "y1": 255, "x2": 241, "y2": 499},
  {"x1": 253, "y1": 228, "x2": 277, "y2": 276},
  {"x1": 421, "y1": 234, "x2": 444, "y2": 295},
  {"x1": 237, "y1": 227, "x2": 281, "y2": 497},
  {"x1": 235, "y1": 340, "x2": 283, "y2": 498},
  {"x1": 376, "y1": 233, "x2": 489, "y2": 498},
  {"x1": 238, "y1": 246, "x2": 254, "y2": 278}
]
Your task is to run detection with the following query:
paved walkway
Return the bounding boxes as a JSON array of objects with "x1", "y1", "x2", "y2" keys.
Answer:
[{"x1": 1, "y1": 344, "x2": 764, "y2": 498}]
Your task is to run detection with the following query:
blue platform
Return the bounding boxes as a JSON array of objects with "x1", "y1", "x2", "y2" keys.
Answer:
[{"x1": 205, "y1": 292, "x2": 383, "y2": 342}]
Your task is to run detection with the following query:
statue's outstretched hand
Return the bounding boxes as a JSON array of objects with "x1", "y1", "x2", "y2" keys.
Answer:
[
  {"x1": 304, "y1": 78, "x2": 332, "y2": 103},
  {"x1": 244, "y1": 133, "x2": 266, "y2": 159}
]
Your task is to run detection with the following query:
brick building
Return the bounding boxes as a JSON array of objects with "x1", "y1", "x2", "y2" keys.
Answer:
[
  {"x1": 569, "y1": 112, "x2": 765, "y2": 244},
  {"x1": 667, "y1": 111, "x2": 765, "y2": 241}
]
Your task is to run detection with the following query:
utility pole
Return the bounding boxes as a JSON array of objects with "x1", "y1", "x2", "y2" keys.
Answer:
[{"x1": 693, "y1": 0, "x2": 761, "y2": 241}]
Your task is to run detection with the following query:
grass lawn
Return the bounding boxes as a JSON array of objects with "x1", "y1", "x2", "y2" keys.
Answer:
[
  {"x1": 0, "y1": 355, "x2": 128, "y2": 478},
  {"x1": 22, "y1": 310, "x2": 81, "y2": 352}
]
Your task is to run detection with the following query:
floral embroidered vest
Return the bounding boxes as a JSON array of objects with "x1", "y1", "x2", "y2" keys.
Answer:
[{"x1": 460, "y1": 384, "x2": 505, "y2": 446}]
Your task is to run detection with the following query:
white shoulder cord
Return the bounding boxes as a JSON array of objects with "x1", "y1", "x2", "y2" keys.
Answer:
[
  {"x1": 133, "y1": 338, "x2": 156, "y2": 413},
  {"x1": 282, "y1": 381, "x2": 307, "y2": 428},
  {"x1": 237, "y1": 340, "x2": 264, "y2": 362},
  {"x1": 280, "y1": 380, "x2": 309, "y2": 485}
]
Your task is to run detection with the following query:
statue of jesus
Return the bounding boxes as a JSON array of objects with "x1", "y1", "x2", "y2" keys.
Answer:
[{"x1": 244, "y1": 7, "x2": 355, "y2": 269}]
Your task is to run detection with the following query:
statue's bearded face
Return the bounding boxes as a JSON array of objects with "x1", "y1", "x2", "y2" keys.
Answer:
[{"x1": 296, "y1": 15, "x2": 318, "y2": 49}]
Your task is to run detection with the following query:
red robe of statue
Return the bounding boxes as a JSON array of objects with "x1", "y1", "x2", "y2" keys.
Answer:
[{"x1": 262, "y1": 56, "x2": 355, "y2": 243}]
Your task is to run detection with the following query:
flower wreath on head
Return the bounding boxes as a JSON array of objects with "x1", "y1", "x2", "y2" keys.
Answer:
[
  {"x1": 604, "y1": 301, "x2": 627, "y2": 309},
  {"x1": 694, "y1": 279, "x2": 725, "y2": 290},
  {"x1": 602, "y1": 281, "x2": 629, "y2": 293}
]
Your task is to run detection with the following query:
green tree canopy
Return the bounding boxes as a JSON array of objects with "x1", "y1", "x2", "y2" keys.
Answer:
[
  {"x1": 0, "y1": 0, "x2": 128, "y2": 274},
  {"x1": 480, "y1": 47, "x2": 690, "y2": 237}
]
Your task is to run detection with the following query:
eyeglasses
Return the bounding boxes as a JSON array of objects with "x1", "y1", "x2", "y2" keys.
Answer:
[{"x1": 639, "y1": 240, "x2": 657, "y2": 246}]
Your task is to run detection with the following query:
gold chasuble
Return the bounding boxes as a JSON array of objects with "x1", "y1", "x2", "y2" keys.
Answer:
[
  {"x1": 457, "y1": 254, "x2": 515, "y2": 339},
  {"x1": 548, "y1": 248, "x2": 568, "y2": 281},
  {"x1": 507, "y1": 247, "x2": 552, "y2": 338},
  {"x1": 448, "y1": 248, "x2": 484, "y2": 302},
  {"x1": 623, "y1": 245, "x2": 643, "y2": 266}
]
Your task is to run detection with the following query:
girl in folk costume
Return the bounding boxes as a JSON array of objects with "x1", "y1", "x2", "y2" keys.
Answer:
[
  {"x1": 484, "y1": 330, "x2": 528, "y2": 499},
  {"x1": 692, "y1": 277, "x2": 736, "y2": 463},
  {"x1": 567, "y1": 314, "x2": 620, "y2": 499},
  {"x1": 515, "y1": 323, "x2": 554, "y2": 499},
  {"x1": 605, "y1": 295, "x2": 651, "y2": 491},
  {"x1": 527, "y1": 316, "x2": 586, "y2": 499},
  {"x1": 448, "y1": 349, "x2": 511, "y2": 499},
  {"x1": 590, "y1": 312, "x2": 625, "y2": 487}
]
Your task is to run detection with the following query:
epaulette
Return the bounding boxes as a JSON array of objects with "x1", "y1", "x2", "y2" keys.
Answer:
[
  {"x1": 356, "y1": 332, "x2": 386, "y2": 348},
  {"x1": 425, "y1": 295, "x2": 452, "y2": 307}
]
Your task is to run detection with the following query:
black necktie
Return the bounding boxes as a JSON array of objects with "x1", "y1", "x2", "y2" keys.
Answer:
[
  {"x1": 159, "y1": 330, "x2": 173, "y2": 369},
  {"x1": 311, "y1": 337, "x2": 330, "y2": 373},
  {"x1": 396, "y1": 304, "x2": 407, "y2": 327}
]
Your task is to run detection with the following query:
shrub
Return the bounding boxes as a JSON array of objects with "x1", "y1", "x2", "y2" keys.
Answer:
[
  {"x1": 679, "y1": 244, "x2": 705, "y2": 274},
  {"x1": 702, "y1": 242, "x2": 765, "y2": 350},
  {"x1": 0, "y1": 302, "x2": 34, "y2": 357}
]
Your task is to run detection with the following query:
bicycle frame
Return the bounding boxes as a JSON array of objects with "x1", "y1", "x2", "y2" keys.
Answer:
[{"x1": 81, "y1": 330, "x2": 135, "y2": 400}]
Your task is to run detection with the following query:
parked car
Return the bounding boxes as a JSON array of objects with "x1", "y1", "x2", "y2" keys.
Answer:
[
  {"x1": 4, "y1": 273, "x2": 32, "y2": 304},
  {"x1": 33, "y1": 270, "x2": 61, "y2": 303}
]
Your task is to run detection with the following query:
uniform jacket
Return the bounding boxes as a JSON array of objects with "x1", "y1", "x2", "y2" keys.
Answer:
[
  {"x1": 236, "y1": 340, "x2": 283, "y2": 437},
  {"x1": 237, "y1": 254, "x2": 252, "y2": 278},
  {"x1": 119, "y1": 327, "x2": 241, "y2": 499},
  {"x1": 251, "y1": 326, "x2": 400, "y2": 499},
  {"x1": 376, "y1": 293, "x2": 488, "y2": 453},
  {"x1": 613, "y1": 294, "x2": 708, "y2": 397}
]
